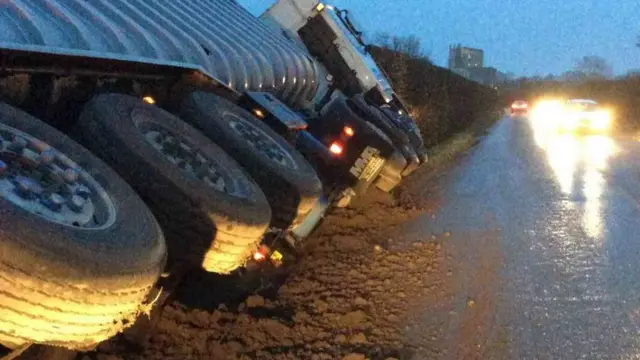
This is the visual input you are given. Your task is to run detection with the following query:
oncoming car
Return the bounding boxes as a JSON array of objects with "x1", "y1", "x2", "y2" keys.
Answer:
[
  {"x1": 557, "y1": 99, "x2": 612, "y2": 133},
  {"x1": 511, "y1": 100, "x2": 529, "y2": 116}
]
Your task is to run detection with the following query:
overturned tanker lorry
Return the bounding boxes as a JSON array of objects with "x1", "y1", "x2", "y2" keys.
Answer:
[{"x1": 0, "y1": 0, "x2": 425, "y2": 354}]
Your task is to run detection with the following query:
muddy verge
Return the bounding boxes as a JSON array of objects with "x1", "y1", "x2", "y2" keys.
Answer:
[{"x1": 91, "y1": 128, "x2": 493, "y2": 360}]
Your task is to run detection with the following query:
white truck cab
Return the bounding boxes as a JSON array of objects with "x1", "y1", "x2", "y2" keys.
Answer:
[{"x1": 261, "y1": 0, "x2": 394, "y2": 104}]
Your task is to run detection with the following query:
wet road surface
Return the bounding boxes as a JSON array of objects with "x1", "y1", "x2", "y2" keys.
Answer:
[{"x1": 404, "y1": 116, "x2": 640, "y2": 359}]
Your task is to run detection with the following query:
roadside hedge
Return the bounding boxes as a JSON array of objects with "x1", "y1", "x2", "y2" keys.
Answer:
[{"x1": 370, "y1": 46, "x2": 500, "y2": 147}]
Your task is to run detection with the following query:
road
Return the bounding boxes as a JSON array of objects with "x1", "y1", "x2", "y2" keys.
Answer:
[{"x1": 402, "y1": 116, "x2": 640, "y2": 359}]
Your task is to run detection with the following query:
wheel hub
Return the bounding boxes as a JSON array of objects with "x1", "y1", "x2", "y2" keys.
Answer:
[
  {"x1": 138, "y1": 121, "x2": 248, "y2": 199},
  {"x1": 225, "y1": 113, "x2": 298, "y2": 169},
  {"x1": 0, "y1": 125, "x2": 116, "y2": 229}
]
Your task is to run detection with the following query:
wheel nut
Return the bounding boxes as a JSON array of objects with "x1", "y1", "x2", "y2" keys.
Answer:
[
  {"x1": 75, "y1": 185, "x2": 92, "y2": 199},
  {"x1": 39, "y1": 149, "x2": 56, "y2": 165},
  {"x1": 9, "y1": 136, "x2": 27, "y2": 152},
  {"x1": 63, "y1": 168, "x2": 79, "y2": 184},
  {"x1": 14, "y1": 176, "x2": 43, "y2": 198},
  {"x1": 68, "y1": 194, "x2": 85, "y2": 212},
  {"x1": 164, "y1": 135, "x2": 176, "y2": 144},
  {"x1": 154, "y1": 132, "x2": 165, "y2": 144},
  {"x1": 42, "y1": 193, "x2": 65, "y2": 211},
  {"x1": 212, "y1": 177, "x2": 226, "y2": 192},
  {"x1": 48, "y1": 168, "x2": 66, "y2": 186},
  {"x1": 163, "y1": 136, "x2": 177, "y2": 150},
  {"x1": 195, "y1": 163, "x2": 210, "y2": 179}
]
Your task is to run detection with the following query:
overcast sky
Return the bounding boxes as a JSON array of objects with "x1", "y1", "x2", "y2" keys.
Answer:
[{"x1": 237, "y1": 0, "x2": 640, "y2": 77}]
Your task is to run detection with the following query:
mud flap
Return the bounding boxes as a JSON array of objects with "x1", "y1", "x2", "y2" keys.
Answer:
[
  {"x1": 375, "y1": 150, "x2": 406, "y2": 192},
  {"x1": 288, "y1": 195, "x2": 330, "y2": 244}
]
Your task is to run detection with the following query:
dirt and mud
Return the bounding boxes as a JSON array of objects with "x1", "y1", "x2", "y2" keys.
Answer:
[{"x1": 86, "y1": 129, "x2": 501, "y2": 360}]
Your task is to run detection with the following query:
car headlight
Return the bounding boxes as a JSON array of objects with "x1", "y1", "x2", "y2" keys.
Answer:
[
  {"x1": 531, "y1": 100, "x2": 564, "y2": 121},
  {"x1": 592, "y1": 110, "x2": 611, "y2": 129},
  {"x1": 562, "y1": 114, "x2": 579, "y2": 129}
]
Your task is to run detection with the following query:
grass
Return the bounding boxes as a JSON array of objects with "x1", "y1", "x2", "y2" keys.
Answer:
[{"x1": 421, "y1": 110, "x2": 501, "y2": 172}]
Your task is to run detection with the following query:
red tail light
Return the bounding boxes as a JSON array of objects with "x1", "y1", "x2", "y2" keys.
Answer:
[
  {"x1": 329, "y1": 142, "x2": 344, "y2": 155},
  {"x1": 253, "y1": 245, "x2": 269, "y2": 262}
]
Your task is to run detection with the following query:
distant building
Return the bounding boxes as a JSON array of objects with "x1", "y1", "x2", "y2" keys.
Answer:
[
  {"x1": 451, "y1": 68, "x2": 471, "y2": 79},
  {"x1": 475, "y1": 67, "x2": 497, "y2": 86},
  {"x1": 448, "y1": 45, "x2": 484, "y2": 70},
  {"x1": 448, "y1": 44, "x2": 507, "y2": 87}
]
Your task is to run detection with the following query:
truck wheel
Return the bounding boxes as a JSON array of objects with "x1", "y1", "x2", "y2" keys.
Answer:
[
  {"x1": 380, "y1": 107, "x2": 429, "y2": 163},
  {"x1": 180, "y1": 92, "x2": 322, "y2": 230},
  {"x1": 349, "y1": 96, "x2": 421, "y2": 176},
  {"x1": 367, "y1": 106, "x2": 421, "y2": 176},
  {"x1": 348, "y1": 95, "x2": 412, "y2": 147},
  {"x1": 75, "y1": 94, "x2": 271, "y2": 274},
  {"x1": 0, "y1": 103, "x2": 166, "y2": 349}
]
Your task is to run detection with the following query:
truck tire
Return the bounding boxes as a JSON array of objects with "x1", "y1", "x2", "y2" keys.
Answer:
[
  {"x1": 75, "y1": 94, "x2": 271, "y2": 274},
  {"x1": 379, "y1": 107, "x2": 429, "y2": 163},
  {"x1": 180, "y1": 92, "x2": 322, "y2": 230},
  {"x1": 348, "y1": 95, "x2": 421, "y2": 176},
  {"x1": 348, "y1": 95, "x2": 412, "y2": 147},
  {"x1": 357, "y1": 120, "x2": 406, "y2": 193},
  {"x1": 367, "y1": 106, "x2": 421, "y2": 176},
  {"x1": 0, "y1": 103, "x2": 166, "y2": 350}
]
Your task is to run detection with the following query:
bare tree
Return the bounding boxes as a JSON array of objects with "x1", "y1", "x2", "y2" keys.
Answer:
[
  {"x1": 393, "y1": 35, "x2": 422, "y2": 58},
  {"x1": 374, "y1": 33, "x2": 423, "y2": 59},
  {"x1": 573, "y1": 56, "x2": 613, "y2": 79},
  {"x1": 561, "y1": 70, "x2": 587, "y2": 82},
  {"x1": 373, "y1": 32, "x2": 391, "y2": 48}
]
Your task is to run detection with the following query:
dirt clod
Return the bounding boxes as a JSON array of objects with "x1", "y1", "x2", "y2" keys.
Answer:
[
  {"x1": 354, "y1": 297, "x2": 369, "y2": 308},
  {"x1": 349, "y1": 332, "x2": 368, "y2": 344},
  {"x1": 467, "y1": 298, "x2": 476, "y2": 308},
  {"x1": 342, "y1": 354, "x2": 366, "y2": 360},
  {"x1": 245, "y1": 294, "x2": 265, "y2": 308},
  {"x1": 335, "y1": 334, "x2": 348, "y2": 343},
  {"x1": 312, "y1": 299, "x2": 329, "y2": 314},
  {"x1": 338, "y1": 310, "x2": 368, "y2": 327}
]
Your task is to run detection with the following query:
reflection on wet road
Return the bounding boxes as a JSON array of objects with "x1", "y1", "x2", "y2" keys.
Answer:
[{"x1": 409, "y1": 116, "x2": 640, "y2": 358}]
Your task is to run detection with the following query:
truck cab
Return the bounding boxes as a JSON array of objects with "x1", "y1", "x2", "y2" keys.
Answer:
[
  {"x1": 261, "y1": 1, "x2": 393, "y2": 104},
  {"x1": 261, "y1": 0, "x2": 428, "y2": 189}
]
